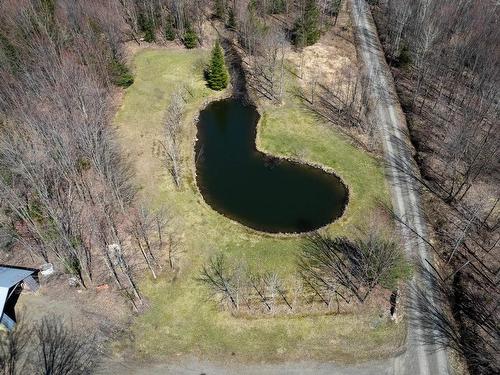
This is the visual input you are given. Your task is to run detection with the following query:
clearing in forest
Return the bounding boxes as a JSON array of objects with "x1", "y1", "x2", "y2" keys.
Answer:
[{"x1": 113, "y1": 46, "x2": 401, "y2": 363}]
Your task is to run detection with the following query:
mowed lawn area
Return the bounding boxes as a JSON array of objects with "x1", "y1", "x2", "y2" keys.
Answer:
[{"x1": 113, "y1": 47, "x2": 403, "y2": 363}]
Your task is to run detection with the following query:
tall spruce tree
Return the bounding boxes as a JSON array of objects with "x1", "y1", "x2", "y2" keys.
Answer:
[
  {"x1": 183, "y1": 26, "x2": 198, "y2": 49},
  {"x1": 207, "y1": 40, "x2": 229, "y2": 90},
  {"x1": 293, "y1": 0, "x2": 321, "y2": 47}
]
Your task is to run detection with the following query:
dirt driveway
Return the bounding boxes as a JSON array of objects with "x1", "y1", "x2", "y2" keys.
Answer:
[{"x1": 103, "y1": 357, "x2": 398, "y2": 375}]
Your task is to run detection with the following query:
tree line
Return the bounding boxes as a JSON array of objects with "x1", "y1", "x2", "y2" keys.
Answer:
[
  {"x1": 0, "y1": 0, "x2": 183, "y2": 311},
  {"x1": 371, "y1": 1, "x2": 500, "y2": 373}
]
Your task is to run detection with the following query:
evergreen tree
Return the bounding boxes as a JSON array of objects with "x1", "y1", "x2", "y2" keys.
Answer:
[
  {"x1": 144, "y1": 22, "x2": 155, "y2": 42},
  {"x1": 110, "y1": 59, "x2": 134, "y2": 87},
  {"x1": 138, "y1": 13, "x2": 155, "y2": 42},
  {"x1": 165, "y1": 18, "x2": 175, "y2": 41},
  {"x1": 183, "y1": 27, "x2": 198, "y2": 49},
  {"x1": 214, "y1": 0, "x2": 225, "y2": 20},
  {"x1": 292, "y1": 0, "x2": 321, "y2": 47},
  {"x1": 206, "y1": 40, "x2": 229, "y2": 90},
  {"x1": 226, "y1": 7, "x2": 236, "y2": 29}
]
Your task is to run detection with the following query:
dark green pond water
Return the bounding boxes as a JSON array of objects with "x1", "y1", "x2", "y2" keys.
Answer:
[{"x1": 195, "y1": 98, "x2": 348, "y2": 233}]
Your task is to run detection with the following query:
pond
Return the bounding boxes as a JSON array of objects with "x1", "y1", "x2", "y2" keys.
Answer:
[{"x1": 195, "y1": 98, "x2": 348, "y2": 233}]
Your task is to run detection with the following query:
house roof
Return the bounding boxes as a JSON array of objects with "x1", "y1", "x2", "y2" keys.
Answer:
[
  {"x1": 0, "y1": 266, "x2": 35, "y2": 289},
  {"x1": 0, "y1": 266, "x2": 38, "y2": 321}
]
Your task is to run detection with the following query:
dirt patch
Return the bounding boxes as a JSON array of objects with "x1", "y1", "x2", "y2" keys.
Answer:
[{"x1": 16, "y1": 272, "x2": 130, "y2": 344}]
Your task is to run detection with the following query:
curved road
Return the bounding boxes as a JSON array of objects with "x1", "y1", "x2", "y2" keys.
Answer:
[{"x1": 349, "y1": 0, "x2": 450, "y2": 374}]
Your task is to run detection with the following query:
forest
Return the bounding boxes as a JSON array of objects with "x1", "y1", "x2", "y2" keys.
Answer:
[
  {"x1": 0, "y1": 0, "x2": 498, "y2": 374},
  {"x1": 372, "y1": 1, "x2": 499, "y2": 374}
]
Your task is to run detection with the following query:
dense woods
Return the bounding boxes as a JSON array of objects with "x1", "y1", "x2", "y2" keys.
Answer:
[
  {"x1": 372, "y1": 0, "x2": 499, "y2": 373},
  {"x1": 0, "y1": 0, "x2": 171, "y2": 311}
]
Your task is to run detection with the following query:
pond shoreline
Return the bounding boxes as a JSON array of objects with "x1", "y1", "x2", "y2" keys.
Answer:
[{"x1": 189, "y1": 37, "x2": 350, "y2": 236}]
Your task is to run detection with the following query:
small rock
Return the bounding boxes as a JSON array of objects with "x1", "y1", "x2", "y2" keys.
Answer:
[{"x1": 68, "y1": 277, "x2": 79, "y2": 287}]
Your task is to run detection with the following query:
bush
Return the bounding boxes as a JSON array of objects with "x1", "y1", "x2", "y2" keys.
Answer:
[
  {"x1": 110, "y1": 59, "x2": 134, "y2": 87},
  {"x1": 183, "y1": 27, "x2": 198, "y2": 49},
  {"x1": 270, "y1": 0, "x2": 286, "y2": 14},
  {"x1": 165, "y1": 20, "x2": 175, "y2": 41},
  {"x1": 206, "y1": 40, "x2": 229, "y2": 90}
]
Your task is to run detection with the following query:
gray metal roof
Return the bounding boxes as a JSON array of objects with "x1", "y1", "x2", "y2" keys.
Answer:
[
  {"x1": 0, "y1": 266, "x2": 38, "y2": 328},
  {"x1": 0, "y1": 266, "x2": 35, "y2": 289}
]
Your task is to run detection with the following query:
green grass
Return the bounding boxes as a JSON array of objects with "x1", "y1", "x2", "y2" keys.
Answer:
[{"x1": 114, "y1": 47, "x2": 402, "y2": 363}]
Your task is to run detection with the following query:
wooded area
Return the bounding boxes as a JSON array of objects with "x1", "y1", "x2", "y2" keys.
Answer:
[
  {"x1": 371, "y1": 1, "x2": 499, "y2": 373},
  {"x1": 2, "y1": 0, "x2": 496, "y2": 372},
  {"x1": 0, "y1": 0, "x2": 177, "y2": 311}
]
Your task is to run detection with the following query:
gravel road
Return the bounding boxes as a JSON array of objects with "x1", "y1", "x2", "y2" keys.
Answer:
[{"x1": 349, "y1": 0, "x2": 450, "y2": 374}]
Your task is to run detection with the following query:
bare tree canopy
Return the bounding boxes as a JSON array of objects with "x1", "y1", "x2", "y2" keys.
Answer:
[
  {"x1": 0, "y1": 0, "x2": 175, "y2": 310},
  {"x1": 371, "y1": 1, "x2": 500, "y2": 373},
  {"x1": 299, "y1": 231, "x2": 409, "y2": 304},
  {"x1": 0, "y1": 315, "x2": 101, "y2": 375}
]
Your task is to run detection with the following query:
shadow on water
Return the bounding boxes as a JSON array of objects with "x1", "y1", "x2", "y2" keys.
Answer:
[{"x1": 194, "y1": 39, "x2": 348, "y2": 234}]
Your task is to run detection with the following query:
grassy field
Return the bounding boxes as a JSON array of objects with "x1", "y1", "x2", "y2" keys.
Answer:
[{"x1": 113, "y1": 47, "x2": 403, "y2": 363}]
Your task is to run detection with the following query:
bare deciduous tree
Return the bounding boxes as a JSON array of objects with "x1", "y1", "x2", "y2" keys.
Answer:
[
  {"x1": 408, "y1": 266, "x2": 500, "y2": 375},
  {"x1": 160, "y1": 90, "x2": 186, "y2": 189},
  {"x1": 299, "y1": 231, "x2": 407, "y2": 304},
  {"x1": 198, "y1": 253, "x2": 239, "y2": 310},
  {"x1": 0, "y1": 315, "x2": 101, "y2": 375}
]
